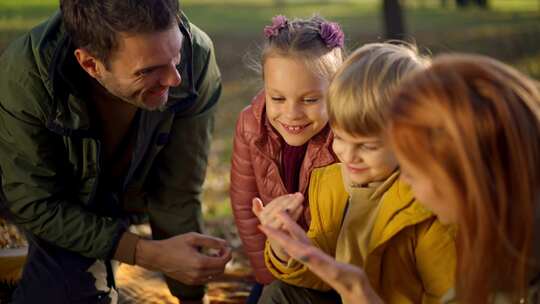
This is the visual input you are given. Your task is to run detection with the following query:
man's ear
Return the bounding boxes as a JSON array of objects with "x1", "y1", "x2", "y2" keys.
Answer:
[{"x1": 74, "y1": 48, "x2": 105, "y2": 79}]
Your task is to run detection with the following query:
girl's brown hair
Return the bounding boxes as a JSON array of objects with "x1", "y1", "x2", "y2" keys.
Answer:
[
  {"x1": 388, "y1": 54, "x2": 540, "y2": 303},
  {"x1": 250, "y1": 15, "x2": 345, "y2": 81}
]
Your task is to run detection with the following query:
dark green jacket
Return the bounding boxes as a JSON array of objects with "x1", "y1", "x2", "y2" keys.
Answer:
[{"x1": 0, "y1": 11, "x2": 221, "y2": 299}]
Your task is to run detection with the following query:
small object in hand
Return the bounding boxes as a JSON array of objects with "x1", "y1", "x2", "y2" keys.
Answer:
[
  {"x1": 201, "y1": 247, "x2": 221, "y2": 257},
  {"x1": 298, "y1": 255, "x2": 310, "y2": 263}
]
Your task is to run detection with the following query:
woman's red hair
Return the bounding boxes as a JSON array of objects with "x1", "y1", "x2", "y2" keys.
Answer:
[{"x1": 388, "y1": 54, "x2": 540, "y2": 303}]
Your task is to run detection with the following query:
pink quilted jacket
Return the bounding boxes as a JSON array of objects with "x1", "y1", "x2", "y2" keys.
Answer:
[{"x1": 229, "y1": 90, "x2": 336, "y2": 284}]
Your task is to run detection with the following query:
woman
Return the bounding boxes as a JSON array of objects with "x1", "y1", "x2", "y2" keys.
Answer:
[{"x1": 260, "y1": 54, "x2": 540, "y2": 303}]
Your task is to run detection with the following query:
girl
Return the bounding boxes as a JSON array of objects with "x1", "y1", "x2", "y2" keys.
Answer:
[
  {"x1": 229, "y1": 14, "x2": 345, "y2": 299},
  {"x1": 261, "y1": 54, "x2": 540, "y2": 304}
]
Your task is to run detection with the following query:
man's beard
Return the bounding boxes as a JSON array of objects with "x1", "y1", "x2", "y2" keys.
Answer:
[{"x1": 95, "y1": 77, "x2": 168, "y2": 112}]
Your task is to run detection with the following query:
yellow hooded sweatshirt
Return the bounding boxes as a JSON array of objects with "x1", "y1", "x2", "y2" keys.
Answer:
[{"x1": 265, "y1": 163, "x2": 456, "y2": 304}]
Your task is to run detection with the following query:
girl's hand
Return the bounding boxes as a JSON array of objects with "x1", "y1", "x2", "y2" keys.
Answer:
[
  {"x1": 251, "y1": 193, "x2": 304, "y2": 229},
  {"x1": 259, "y1": 212, "x2": 384, "y2": 304},
  {"x1": 252, "y1": 193, "x2": 304, "y2": 261}
]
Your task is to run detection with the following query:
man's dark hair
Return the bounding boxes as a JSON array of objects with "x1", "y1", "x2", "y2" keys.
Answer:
[{"x1": 60, "y1": 0, "x2": 180, "y2": 64}]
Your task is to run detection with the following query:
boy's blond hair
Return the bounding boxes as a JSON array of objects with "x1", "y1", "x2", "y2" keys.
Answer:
[{"x1": 327, "y1": 42, "x2": 430, "y2": 136}]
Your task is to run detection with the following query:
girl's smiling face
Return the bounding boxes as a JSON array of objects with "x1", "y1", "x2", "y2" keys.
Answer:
[{"x1": 263, "y1": 56, "x2": 329, "y2": 146}]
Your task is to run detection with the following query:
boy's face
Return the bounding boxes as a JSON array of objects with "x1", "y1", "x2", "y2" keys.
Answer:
[
  {"x1": 264, "y1": 56, "x2": 329, "y2": 146},
  {"x1": 332, "y1": 127, "x2": 398, "y2": 186}
]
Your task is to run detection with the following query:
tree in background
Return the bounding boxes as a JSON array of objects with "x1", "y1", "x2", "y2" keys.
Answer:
[
  {"x1": 475, "y1": 0, "x2": 488, "y2": 8},
  {"x1": 456, "y1": 0, "x2": 469, "y2": 7},
  {"x1": 456, "y1": 0, "x2": 489, "y2": 9},
  {"x1": 383, "y1": 0, "x2": 407, "y2": 39}
]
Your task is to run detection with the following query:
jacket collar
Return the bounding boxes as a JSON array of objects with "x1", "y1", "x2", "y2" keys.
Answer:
[
  {"x1": 251, "y1": 90, "x2": 280, "y2": 144},
  {"x1": 368, "y1": 172, "x2": 435, "y2": 252},
  {"x1": 46, "y1": 11, "x2": 196, "y2": 136},
  {"x1": 251, "y1": 90, "x2": 265, "y2": 126}
]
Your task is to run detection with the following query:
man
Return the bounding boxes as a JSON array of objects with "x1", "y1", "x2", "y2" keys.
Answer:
[{"x1": 0, "y1": 0, "x2": 230, "y2": 303}]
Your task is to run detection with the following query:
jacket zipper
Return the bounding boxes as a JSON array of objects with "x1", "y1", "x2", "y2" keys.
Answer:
[{"x1": 87, "y1": 140, "x2": 102, "y2": 207}]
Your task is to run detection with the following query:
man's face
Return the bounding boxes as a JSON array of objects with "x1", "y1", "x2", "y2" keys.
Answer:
[{"x1": 95, "y1": 25, "x2": 183, "y2": 111}]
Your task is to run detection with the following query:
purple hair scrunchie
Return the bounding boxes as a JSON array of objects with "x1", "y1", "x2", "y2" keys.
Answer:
[
  {"x1": 320, "y1": 22, "x2": 345, "y2": 49},
  {"x1": 264, "y1": 15, "x2": 288, "y2": 38}
]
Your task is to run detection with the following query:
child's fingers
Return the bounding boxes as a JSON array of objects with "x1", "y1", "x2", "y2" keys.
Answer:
[
  {"x1": 272, "y1": 194, "x2": 302, "y2": 220},
  {"x1": 259, "y1": 225, "x2": 310, "y2": 260},
  {"x1": 301, "y1": 249, "x2": 342, "y2": 281},
  {"x1": 258, "y1": 196, "x2": 281, "y2": 219},
  {"x1": 251, "y1": 197, "x2": 264, "y2": 218},
  {"x1": 261, "y1": 193, "x2": 302, "y2": 226},
  {"x1": 262, "y1": 212, "x2": 285, "y2": 229},
  {"x1": 276, "y1": 211, "x2": 310, "y2": 244},
  {"x1": 287, "y1": 204, "x2": 304, "y2": 221},
  {"x1": 286, "y1": 193, "x2": 304, "y2": 210},
  {"x1": 253, "y1": 200, "x2": 281, "y2": 228},
  {"x1": 268, "y1": 193, "x2": 301, "y2": 215},
  {"x1": 263, "y1": 226, "x2": 349, "y2": 294},
  {"x1": 260, "y1": 224, "x2": 371, "y2": 301},
  {"x1": 265, "y1": 216, "x2": 284, "y2": 230},
  {"x1": 306, "y1": 253, "x2": 370, "y2": 299}
]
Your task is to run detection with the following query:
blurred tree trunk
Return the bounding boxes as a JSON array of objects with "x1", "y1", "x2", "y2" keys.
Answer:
[
  {"x1": 382, "y1": 0, "x2": 407, "y2": 39},
  {"x1": 456, "y1": 0, "x2": 489, "y2": 8},
  {"x1": 456, "y1": 0, "x2": 469, "y2": 8},
  {"x1": 474, "y1": 0, "x2": 488, "y2": 8},
  {"x1": 441, "y1": 0, "x2": 449, "y2": 8}
]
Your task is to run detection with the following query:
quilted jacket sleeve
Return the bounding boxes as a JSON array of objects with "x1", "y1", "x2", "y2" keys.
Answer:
[
  {"x1": 264, "y1": 237, "x2": 332, "y2": 291},
  {"x1": 230, "y1": 108, "x2": 274, "y2": 284},
  {"x1": 263, "y1": 164, "x2": 347, "y2": 290}
]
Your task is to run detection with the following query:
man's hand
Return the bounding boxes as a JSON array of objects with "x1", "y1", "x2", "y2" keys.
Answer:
[{"x1": 135, "y1": 232, "x2": 232, "y2": 285}]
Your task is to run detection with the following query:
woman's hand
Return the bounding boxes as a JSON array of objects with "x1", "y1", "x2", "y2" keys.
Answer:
[
  {"x1": 252, "y1": 193, "x2": 304, "y2": 261},
  {"x1": 259, "y1": 212, "x2": 384, "y2": 304}
]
